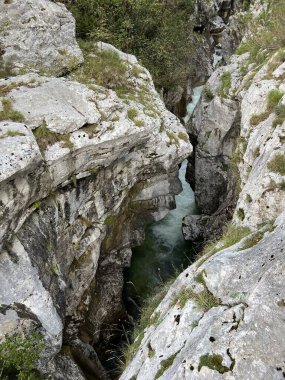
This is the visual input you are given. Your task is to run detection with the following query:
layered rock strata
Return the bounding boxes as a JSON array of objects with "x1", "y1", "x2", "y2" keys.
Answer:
[{"x1": 0, "y1": 1, "x2": 191, "y2": 377}]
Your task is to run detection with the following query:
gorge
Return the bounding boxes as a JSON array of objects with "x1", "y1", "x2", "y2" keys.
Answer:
[{"x1": 1, "y1": 0, "x2": 285, "y2": 380}]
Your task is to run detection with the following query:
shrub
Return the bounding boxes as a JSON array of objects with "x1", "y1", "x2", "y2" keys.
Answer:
[
  {"x1": 0, "y1": 332, "x2": 45, "y2": 379},
  {"x1": 65, "y1": 0, "x2": 195, "y2": 91},
  {"x1": 236, "y1": 0, "x2": 285, "y2": 62},
  {"x1": 267, "y1": 153, "x2": 285, "y2": 175}
]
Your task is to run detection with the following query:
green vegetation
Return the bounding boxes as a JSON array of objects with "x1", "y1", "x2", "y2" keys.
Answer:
[
  {"x1": 33, "y1": 122, "x2": 73, "y2": 152},
  {"x1": 167, "y1": 131, "x2": 179, "y2": 146},
  {"x1": 236, "y1": 208, "x2": 245, "y2": 221},
  {"x1": 236, "y1": 0, "x2": 285, "y2": 63},
  {"x1": 75, "y1": 43, "x2": 128, "y2": 90},
  {"x1": 239, "y1": 230, "x2": 265, "y2": 251},
  {"x1": 0, "y1": 98, "x2": 25, "y2": 122},
  {"x1": 127, "y1": 108, "x2": 139, "y2": 121},
  {"x1": 273, "y1": 104, "x2": 285, "y2": 127},
  {"x1": 203, "y1": 86, "x2": 214, "y2": 101},
  {"x1": 267, "y1": 89, "x2": 284, "y2": 111},
  {"x1": 267, "y1": 153, "x2": 285, "y2": 175},
  {"x1": 172, "y1": 286, "x2": 220, "y2": 311},
  {"x1": 250, "y1": 88, "x2": 284, "y2": 126},
  {"x1": 122, "y1": 280, "x2": 172, "y2": 367},
  {"x1": 104, "y1": 214, "x2": 116, "y2": 226},
  {"x1": 0, "y1": 332, "x2": 45, "y2": 379},
  {"x1": 218, "y1": 72, "x2": 231, "y2": 98},
  {"x1": 134, "y1": 119, "x2": 144, "y2": 128},
  {"x1": 31, "y1": 200, "x2": 42, "y2": 210},
  {"x1": 64, "y1": 0, "x2": 194, "y2": 91},
  {"x1": 198, "y1": 354, "x2": 231, "y2": 373},
  {"x1": 250, "y1": 112, "x2": 270, "y2": 126},
  {"x1": 267, "y1": 49, "x2": 285, "y2": 77},
  {"x1": 147, "y1": 343, "x2": 156, "y2": 359},
  {"x1": 0, "y1": 59, "x2": 14, "y2": 79},
  {"x1": 178, "y1": 131, "x2": 189, "y2": 142},
  {"x1": 197, "y1": 224, "x2": 251, "y2": 267},
  {"x1": 154, "y1": 352, "x2": 179, "y2": 379}
]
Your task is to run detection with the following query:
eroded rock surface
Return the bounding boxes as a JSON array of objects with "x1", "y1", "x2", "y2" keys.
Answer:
[
  {"x1": 120, "y1": 213, "x2": 285, "y2": 380},
  {"x1": 0, "y1": 0, "x2": 83, "y2": 75},
  {"x1": 122, "y1": 1, "x2": 285, "y2": 378},
  {"x1": 0, "y1": 1, "x2": 191, "y2": 377}
]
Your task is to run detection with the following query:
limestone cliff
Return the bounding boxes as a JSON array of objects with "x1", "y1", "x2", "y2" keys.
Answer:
[
  {"x1": 0, "y1": 1, "x2": 191, "y2": 378},
  {"x1": 121, "y1": 1, "x2": 285, "y2": 379}
]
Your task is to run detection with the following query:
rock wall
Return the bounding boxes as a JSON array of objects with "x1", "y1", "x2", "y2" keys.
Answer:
[
  {"x1": 121, "y1": 1, "x2": 285, "y2": 379},
  {"x1": 0, "y1": 2, "x2": 191, "y2": 378}
]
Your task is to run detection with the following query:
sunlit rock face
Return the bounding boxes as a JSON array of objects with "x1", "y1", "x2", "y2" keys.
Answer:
[
  {"x1": 0, "y1": 0, "x2": 83, "y2": 75},
  {"x1": 0, "y1": 1, "x2": 192, "y2": 377}
]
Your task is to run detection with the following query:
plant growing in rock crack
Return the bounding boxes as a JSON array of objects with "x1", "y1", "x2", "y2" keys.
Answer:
[
  {"x1": 127, "y1": 108, "x2": 139, "y2": 121},
  {"x1": 203, "y1": 86, "x2": 214, "y2": 101},
  {"x1": 154, "y1": 351, "x2": 179, "y2": 379},
  {"x1": 267, "y1": 153, "x2": 285, "y2": 175},
  {"x1": 0, "y1": 98, "x2": 25, "y2": 122},
  {"x1": 198, "y1": 354, "x2": 233, "y2": 373},
  {"x1": 122, "y1": 279, "x2": 174, "y2": 368},
  {"x1": 218, "y1": 72, "x2": 231, "y2": 98},
  {"x1": 196, "y1": 224, "x2": 251, "y2": 267},
  {"x1": 171, "y1": 281, "x2": 220, "y2": 311},
  {"x1": 33, "y1": 121, "x2": 73, "y2": 152},
  {"x1": 250, "y1": 88, "x2": 284, "y2": 126}
]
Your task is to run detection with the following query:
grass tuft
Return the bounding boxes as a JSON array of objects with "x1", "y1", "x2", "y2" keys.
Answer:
[
  {"x1": 196, "y1": 224, "x2": 251, "y2": 267},
  {"x1": 0, "y1": 98, "x2": 25, "y2": 122},
  {"x1": 33, "y1": 121, "x2": 73, "y2": 152},
  {"x1": 154, "y1": 352, "x2": 179, "y2": 379},
  {"x1": 218, "y1": 72, "x2": 231, "y2": 98},
  {"x1": 268, "y1": 153, "x2": 285, "y2": 175},
  {"x1": 198, "y1": 354, "x2": 231, "y2": 373}
]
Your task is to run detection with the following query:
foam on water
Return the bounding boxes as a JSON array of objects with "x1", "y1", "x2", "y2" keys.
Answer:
[{"x1": 183, "y1": 86, "x2": 203, "y2": 123}]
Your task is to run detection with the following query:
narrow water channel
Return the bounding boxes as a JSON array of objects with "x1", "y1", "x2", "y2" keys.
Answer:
[
  {"x1": 124, "y1": 161, "x2": 199, "y2": 306},
  {"x1": 124, "y1": 79, "x2": 205, "y2": 308}
]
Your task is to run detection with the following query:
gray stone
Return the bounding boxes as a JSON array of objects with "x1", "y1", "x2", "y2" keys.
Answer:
[
  {"x1": 120, "y1": 213, "x2": 285, "y2": 380},
  {"x1": 0, "y1": 0, "x2": 83, "y2": 75}
]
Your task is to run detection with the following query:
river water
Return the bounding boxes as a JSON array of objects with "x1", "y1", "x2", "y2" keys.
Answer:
[
  {"x1": 124, "y1": 76, "x2": 205, "y2": 306},
  {"x1": 124, "y1": 161, "x2": 199, "y2": 304}
]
